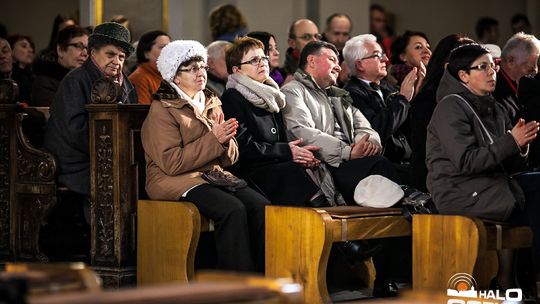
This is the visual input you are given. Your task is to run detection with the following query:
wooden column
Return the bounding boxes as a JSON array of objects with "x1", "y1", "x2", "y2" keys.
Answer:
[{"x1": 86, "y1": 103, "x2": 149, "y2": 288}]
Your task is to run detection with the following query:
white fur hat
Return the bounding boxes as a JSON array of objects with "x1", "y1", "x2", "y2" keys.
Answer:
[{"x1": 157, "y1": 40, "x2": 208, "y2": 82}]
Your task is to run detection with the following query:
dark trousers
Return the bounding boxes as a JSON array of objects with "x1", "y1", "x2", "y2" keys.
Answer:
[
  {"x1": 329, "y1": 155, "x2": 401, "y2": 202},
  {"x1": 184, "y1": 184, "x2": 270, "y2": 273}
]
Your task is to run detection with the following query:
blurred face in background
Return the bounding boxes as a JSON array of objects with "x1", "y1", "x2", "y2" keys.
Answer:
[
  {"x1": 400, "y1": 35, "x2": 431, "y2": 68},
  {"x1": 268, "y1": 36, "x2": 280, "y2": 69},
  {"x1": 146, "y1": 35, "x2": 170, "y2": 65},
  {"x1": 0, "y1": 39, "x2": 13, "y2": 75},
  {"x1": 324, "y1": 15, "x2": 351, "y2": 51},
  {"x1": 12, "y1": 38, "x2": 34, "y2": 68},
  {"x1": 57, "y1": 34, "x2": 89, "y2": 69}
]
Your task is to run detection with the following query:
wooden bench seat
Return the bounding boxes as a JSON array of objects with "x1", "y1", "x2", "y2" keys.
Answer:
[
  {"x1": 412, "y1": 214, "x2": 533, "y2": 291},
  {"x1": 137, "y1": 200, "x2": 214, "y2": 285},
  {"x1": 265, "y1": 205, "x2": 411, "y2": 304}
]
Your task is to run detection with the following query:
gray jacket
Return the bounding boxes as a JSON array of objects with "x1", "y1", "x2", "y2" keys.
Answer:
[
  {"x1": 281, "y1": 70, "x2": 381, "y2": 167},
  {"x1": 426, "y1": 70, "x2": 525, "y2": 221}
]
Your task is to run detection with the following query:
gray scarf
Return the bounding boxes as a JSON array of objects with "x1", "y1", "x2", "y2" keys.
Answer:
[{"x1": 226, "y1": 73, "x2": 286, "y2": 113}]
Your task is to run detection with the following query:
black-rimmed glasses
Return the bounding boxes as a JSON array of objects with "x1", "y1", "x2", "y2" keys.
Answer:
[
  {"x1": 239, "y1": 56, "x2": 270, "y2": 66},
  {"x1": 466, "y1": 63, "x2": 499, "y2": 73},
  {"x1": 68, "y1": 43, "x2": 88, "y2": 51}
]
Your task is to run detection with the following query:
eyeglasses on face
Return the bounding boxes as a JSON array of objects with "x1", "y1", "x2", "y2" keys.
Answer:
[
  {"x1": 178, "y1": 65, "x2": 210, "y2": 74},
  {"x1": 361, "y1": 52, "x2": 387, "y2": 61},
  {"x1": 68, "y1": 43, "x2": 88, "y2": 51},
  {"x1": 239, "y1": 56, "x2": 270, "y2": 66},
  {"x1": 466, "y1": 62, "x2": 499, "y2": 73},
  {"x1": 293, "y1": 33, "x2": 323, "y2": 41}
]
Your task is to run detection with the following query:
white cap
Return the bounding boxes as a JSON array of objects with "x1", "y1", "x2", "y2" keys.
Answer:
[{"x1": 353, "y1": 175, "x2": 404, "y2": 208}]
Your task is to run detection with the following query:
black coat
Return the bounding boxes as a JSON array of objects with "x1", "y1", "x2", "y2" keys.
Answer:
[
  {"x1": 519, "y1": 76, "x2": 540, "y2": 169},
  {"x1": 493, "y1": 69, "x2": 521, "y2": 124},
  {"x1": 344, "y1": 77, "x2": 411, "y2": 163},
  {"x1": 11, "y1": 63, "x2": 34, "y2": 103},
  {"x1": 408, "y1": 83, "x2": 437, "y2": 191},
  {"x1": 44, "y1": 59, "x2": 137, "y2": 196},
  {"x1": 30, "y1": 56, "x2": 70, "y2": 106},
  {"x1": 221, "y1": 87, "x2": 319, "y2": 205}
]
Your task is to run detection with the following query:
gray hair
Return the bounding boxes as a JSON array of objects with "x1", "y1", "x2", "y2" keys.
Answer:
[
  {"x1": 501, "y1": 32, "x2": 540, "y2": 64},
  {"x1": 207, "y1": 40, "x2": 232, "y2": 59},
  {"x1": 342, "y1": 34, "x2": 378, "y2": 76}
]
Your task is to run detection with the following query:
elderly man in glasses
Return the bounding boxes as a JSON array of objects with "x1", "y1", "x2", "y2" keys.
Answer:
[
  {"x1": 281, "y1": 19, "x2": 321, "y2": 82},
  {"x1": 343, "y1": 34, "x2": 417, "y2": 184}
]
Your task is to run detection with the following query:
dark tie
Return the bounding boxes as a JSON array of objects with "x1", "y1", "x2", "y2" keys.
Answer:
[{"x1": 369, "y1": 82, "x2": 381, "y2": 91}]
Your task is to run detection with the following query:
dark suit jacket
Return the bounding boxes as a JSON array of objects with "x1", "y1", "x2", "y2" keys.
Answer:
[{"x1": 344, "y1": 77, "x2": 411, "y2": 163}]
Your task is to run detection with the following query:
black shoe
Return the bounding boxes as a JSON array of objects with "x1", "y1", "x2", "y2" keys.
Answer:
[
  {"x1": 335, "y1": 241, "x2": 384, "y2": 266},
  {"x1": 372, "y1": 280, "x2": 399, "y2": 298}
]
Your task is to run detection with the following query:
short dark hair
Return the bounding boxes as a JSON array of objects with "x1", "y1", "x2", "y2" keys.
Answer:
[
  {"x1": 511, "y1": 13, "x2": 531, "y2": 27},
  {"x1": 7, "y1": 34, "x2": 35, "y2": 52},
  {"x1": 370, "y1": 4, "x2": 385, "y2": 13},
  {"x1": 475, "y1": 17, "x2": 499, "y2": 40},
  {"x1": 56, "y1": 26, "x2": 90, "y2": 52},
  {"x1": 136, "y1": 30, "x2": 169, "y2": 63},
  {"x1": 390, "y1": 30, "x2": 429, "y2": 64},
  {"x1": 246, "y1": 31, "x2": 274, "y2": 55},
  {"x1": 298, "y1": 40, "x2": 338, "y2": 70},
  {"x1": 447, "y1": 43, "x2": 489, "y2": 82},
  {"x1": 225, "y1": 36, "x2": 264, "y2": 74}
]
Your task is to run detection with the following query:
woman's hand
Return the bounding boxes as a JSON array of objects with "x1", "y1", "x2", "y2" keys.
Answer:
[
  {"x1": 414, "y1": 61, "x2": 426, "y2": 97},
  {"x1": 212, "y1": 113, "x2": 238, "y2": 144},
  {"x1": 511, "y1": 118, "x2": 539, "y2": 147},
  {"x1": 289, "y1": 138, "x2": 320, "y2": 168},
  {"x1": 399, "y1": 67, "x2": 418, "y2": 101}
]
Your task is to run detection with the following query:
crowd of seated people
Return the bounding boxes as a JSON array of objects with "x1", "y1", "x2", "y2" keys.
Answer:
[{"x1": 4, "y1": 5, "x2": 540, "y2": 299}]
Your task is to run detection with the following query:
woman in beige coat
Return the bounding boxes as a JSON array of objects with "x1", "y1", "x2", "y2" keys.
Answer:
[{"x1": 141, "y1": 40, "x2": 270, "y2": 272}]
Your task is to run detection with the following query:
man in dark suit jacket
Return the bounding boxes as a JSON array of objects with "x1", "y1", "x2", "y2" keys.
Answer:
[
  {"x1": 493, "y1": 32, "x2": 540, "y2": 124},
  {"x1": 342, "y1": 34, "x2": 416, "y2": 183}
]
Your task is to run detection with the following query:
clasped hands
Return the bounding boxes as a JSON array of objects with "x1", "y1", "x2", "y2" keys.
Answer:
[
  {"x1": 212, "y1": 113, "x2": 238, "y2": 144},
  {"x1": 289, "y1": 138, "x2": 320, "y2": 168}
]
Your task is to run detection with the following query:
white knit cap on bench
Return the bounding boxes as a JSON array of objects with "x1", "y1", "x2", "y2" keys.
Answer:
[{"x1": 353, "y1": 175, "x2": 404, "y2": 208}]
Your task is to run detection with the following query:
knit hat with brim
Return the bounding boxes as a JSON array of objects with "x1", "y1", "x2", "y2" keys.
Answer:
[
  {"x1": 157, "y1": 40, "x2": 208, "y2": 82},
  {"x1": 88, "y1": 22, "x2": 134, "y2": 56}
]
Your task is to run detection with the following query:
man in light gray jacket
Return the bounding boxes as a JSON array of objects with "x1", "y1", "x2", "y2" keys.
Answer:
[
  {"x1": 281, "y1": 40, "x2": 405, "y2": 297},
  {"x1": 281, "y1": 40, "x2": 399, "y2": 203}
]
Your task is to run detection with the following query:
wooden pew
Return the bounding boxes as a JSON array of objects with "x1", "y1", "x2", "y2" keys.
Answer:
[
  {"x1": 137, "y1": 200, "x2": 213, "y2": 284},
  {"x1": 412, "y1": 214, "x2": 533, "y2": 291},
  {"x1": 265, "y1": 205, "x2": 412, "y2": 304}
]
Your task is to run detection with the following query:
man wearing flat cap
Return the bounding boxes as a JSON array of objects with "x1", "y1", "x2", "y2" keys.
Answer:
[{"x1": 45, "y1": 22, "x2": 137, "y2": 198}]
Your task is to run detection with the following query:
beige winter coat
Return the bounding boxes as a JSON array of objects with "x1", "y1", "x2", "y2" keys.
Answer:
[{"x1": 141, "y1": 81, "x2": 239, "y2": 200}]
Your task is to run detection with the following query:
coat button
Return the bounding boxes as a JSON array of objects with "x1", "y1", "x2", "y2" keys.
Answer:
[{"x1": 270, "y1": 127, "x2": 277, "y2": 134}]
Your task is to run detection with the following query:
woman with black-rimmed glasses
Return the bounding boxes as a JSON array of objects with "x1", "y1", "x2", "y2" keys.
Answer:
[
  {"x1": 221, "y1": 37, "x2": 325, "y2": 207},
  {"x1": 427, "y1": 43, "x2": 540, "y2": 290},
  {"x1": 31, "y1": 26, "x2": 89, "y2": 106}
]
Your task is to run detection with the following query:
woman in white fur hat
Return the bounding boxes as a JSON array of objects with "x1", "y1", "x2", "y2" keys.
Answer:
[{"x1": 141, "y1": 40, "x2": 270, "y2": 272}]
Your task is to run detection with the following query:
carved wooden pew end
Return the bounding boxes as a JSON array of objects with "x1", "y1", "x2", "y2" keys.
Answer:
[
  {"x1": 137, "y1": 200, "x2": 213, "y2": 285},
  {"x1": 412, "y1": 214, "x2": 533, "y2": 291}
]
